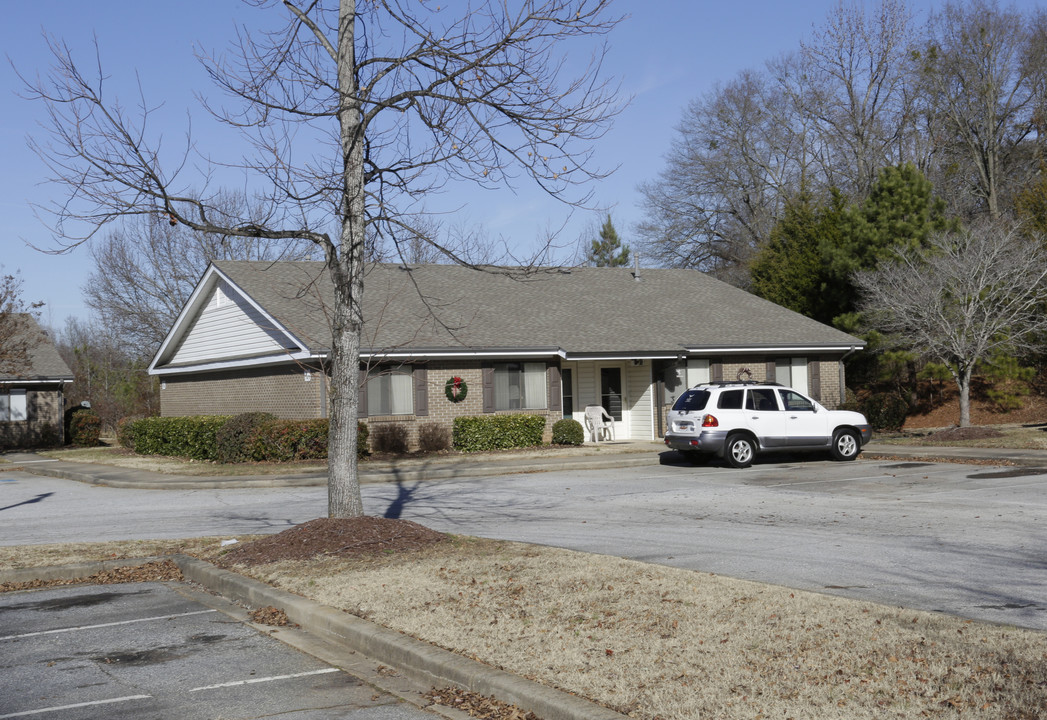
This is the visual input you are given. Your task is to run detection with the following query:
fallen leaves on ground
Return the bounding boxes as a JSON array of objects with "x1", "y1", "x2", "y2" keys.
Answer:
[
  {"x1": 0, "y1": 559, "x2": 182, "y2": 592},
  {"x1": 248, "y1": 605, "x2": 296, "y2": 627},
  {"x1": 217, "y1": 517, "x2": 447, "y2": 567},
  {"x1": 424, "y1": 687, "x2": 539, "y2": 720}
]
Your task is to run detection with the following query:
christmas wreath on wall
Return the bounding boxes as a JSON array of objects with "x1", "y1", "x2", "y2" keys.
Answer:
[{"x1": 445, "y1": 376, "x2": 468, "y2": 403}]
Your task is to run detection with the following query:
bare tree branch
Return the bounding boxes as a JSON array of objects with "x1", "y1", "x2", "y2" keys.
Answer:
[
  {"x1": 855, "y1": 220, "x2": 1047, "y2": 426},
  {"x1": 21, "y1": 0, "x2": 623, "y2": 517}
]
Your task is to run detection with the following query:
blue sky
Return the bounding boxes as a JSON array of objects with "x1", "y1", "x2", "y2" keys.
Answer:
[{"x1": 2, "y1": 1, "x2": 1039, "y2": 328}]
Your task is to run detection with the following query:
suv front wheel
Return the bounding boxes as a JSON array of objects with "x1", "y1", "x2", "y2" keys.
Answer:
[
  {"x1": 725, "y1": 434, "x2": 756, "y2": 469},
  {"x1": 830, "y1": 429, "x2": 860, "y2": 461}
]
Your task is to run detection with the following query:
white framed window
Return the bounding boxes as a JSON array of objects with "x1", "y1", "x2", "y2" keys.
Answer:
[
  {"x1": 686, "y1": 358, "x2": 710, "y2": 387},
  {"x1": 0, "y1": 389, "x2": 27, "y2": 422},
  {"x1": 494, "y1": 362, "x2": 547, "y2": 411},
  {"x1": 366, "y1": 369, "x2": 413, "y2": 416},
  {"x1": 775, "y1": 357, "x2": 808, "y2": 394}
]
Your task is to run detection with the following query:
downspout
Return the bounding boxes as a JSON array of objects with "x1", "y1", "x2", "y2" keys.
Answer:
[{"x1": 838, "y1": 346, "x2": 857, "y2": 408}]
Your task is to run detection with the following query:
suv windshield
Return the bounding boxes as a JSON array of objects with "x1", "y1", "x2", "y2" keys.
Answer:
[{"x1": 672, "y1": 389, "x2": 711, "y2": 412}]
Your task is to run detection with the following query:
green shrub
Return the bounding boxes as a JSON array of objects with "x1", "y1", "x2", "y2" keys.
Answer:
[
  {"x1": 551, "y1": 418, "x2": 584, "y2": 445},
  {"x1": 116, "y1": 416, "x2": 139, "y2": 450},
  {"x1": 859, "y1": 392, "x2": 909, "y2": 432},
  {"x1": 418, "y1": 422, "x2": 451, "y2": 453},
  {"x1": 69, "y1": 409, "x2": 102, "y2": 447},
  {"x1": 124, "y1": 416, "x2": 230, "y2": 461},
  {"x1": 216, "y1": 412, "x2": 277, "y2": 464},
  {"x1": 452, "y1": 414, "x2": 547, "y2": 453},
  {"x1": 246, "y1": 419, "x2": 329, "y2": 462}
]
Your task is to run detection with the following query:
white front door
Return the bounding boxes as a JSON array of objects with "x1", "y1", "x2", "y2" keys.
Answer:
[{"x1": 599, "y1": 364, "x2": 630, "y2": 439}]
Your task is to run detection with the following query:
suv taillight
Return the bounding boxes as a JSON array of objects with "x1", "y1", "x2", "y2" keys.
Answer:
[{"x1": 702, "y1": 414, "x2": 719, "y2": 427}]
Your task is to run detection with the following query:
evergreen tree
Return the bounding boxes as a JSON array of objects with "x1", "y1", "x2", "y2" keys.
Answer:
[
  {"x1": 587, "y1": 215, "x2": 631, "y2": 267},
  {"x1": 751, "y1": 164, "x2": 953, "y2": 329},
  {"x1": 827, "y1": 163, "x2": 953, "y2": 283},
  {"x1": 749, "y1": 191, "x2": 848, "y2": 326}
]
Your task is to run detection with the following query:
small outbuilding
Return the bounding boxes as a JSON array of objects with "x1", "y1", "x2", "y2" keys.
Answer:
[{"x1": 0, "y1": 314, "x2": 74, "y2": 449}]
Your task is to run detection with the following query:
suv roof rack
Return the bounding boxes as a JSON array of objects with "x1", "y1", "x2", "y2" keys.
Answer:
[{"x1": 691, "y1": 381, "x2": 784, "y2": 388}]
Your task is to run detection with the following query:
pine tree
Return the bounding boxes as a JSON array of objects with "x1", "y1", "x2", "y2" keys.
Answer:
[{"x1": 587, "y1": 216, "x2": 631, "y2": 267}]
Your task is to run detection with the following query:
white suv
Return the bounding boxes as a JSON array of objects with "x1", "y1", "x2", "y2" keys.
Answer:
[{"x1": 664, "y1": 382, "x2": 872, "y2": 468}]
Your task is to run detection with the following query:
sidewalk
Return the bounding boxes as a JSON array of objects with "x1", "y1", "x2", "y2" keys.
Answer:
[{"x1": 4, "y1": 440, "x2": 1047, "y2": 490}]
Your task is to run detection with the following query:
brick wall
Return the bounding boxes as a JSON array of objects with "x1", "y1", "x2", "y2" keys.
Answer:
[
  {"x1": 364, "y1": 361, "x2": 558, "y2": 450},
  {"x1": 162, "y1": 360, "x2": 559, "y2": 450},
  {"x1": 160, "y1": 364, "x2": 325, "y2": 419}
]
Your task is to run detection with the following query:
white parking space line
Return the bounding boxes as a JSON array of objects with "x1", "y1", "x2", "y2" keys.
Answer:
[
  {"x1": 1, "y1": 460, "x2": 58, "y2": 465},
  {"x1": 0, "y1": 695, "x2": 151, "y2": 719},
  {"x1": 189, "y1": 668, "x2": 341, "y2": 692},
  {"x1": 0, "y1": 609, "x2": 216, "y2": 641}
]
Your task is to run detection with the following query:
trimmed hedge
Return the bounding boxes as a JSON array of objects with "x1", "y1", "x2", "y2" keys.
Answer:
[
  {"x1": 551, "y1": 418, "x2": 585, "y2": 445},
  {"x1": 120, "y1": 416, "x2": 370, "y2": 462},
  {"x1": 216, "y1": 412, "x2": 277, "y2": 464},
  {"x1": 122, "y1": 416, "x2": 230, "y2": 461},
  {"x1": 452, "y1": 414, "x2": 547, "y2": 453},
  {"x1": 246, "y1": 419, "x2": 329, "y2": 462}
]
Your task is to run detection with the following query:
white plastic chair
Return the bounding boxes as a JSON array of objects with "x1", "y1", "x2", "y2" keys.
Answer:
[{"x1": 584, "y1": 405, "x2": 615, "y2": 443}]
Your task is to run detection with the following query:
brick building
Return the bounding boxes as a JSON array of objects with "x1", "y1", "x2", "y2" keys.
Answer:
[
  {"x1": 149, "y1": 261, "x2": 865, "y2": 447},
  {"x1": 0, "y1": 315, "x2": 74, "y2": 449}
]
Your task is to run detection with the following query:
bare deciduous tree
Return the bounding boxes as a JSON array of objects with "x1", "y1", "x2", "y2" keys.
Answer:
[
  {"x1": 85, "y1": 192, "x2": 320, "y2": 354},
  {"x1": 0, "y1": 269, "x2": 43, "y2": 377},
  {"x1": 22, "y1": 0, "x2": 621, "y2": 517},
  {"x1": 919, "y1": 0, "x2": 1047, "y2": 219},
  {"x1": 854, "y1": 221, "x2": 1047, "y2": 427},
  {"x1": 637, "y1": 70, "x2": 800, "y2": 282},
  {"x1": 798, "y1": 0, "x2": 921, "y2": 196}
]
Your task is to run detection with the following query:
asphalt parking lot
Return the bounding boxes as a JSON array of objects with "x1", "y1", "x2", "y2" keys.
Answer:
[
  {"x1": 2, "y1": 452, "x2": 1046, "y2": 632},
  {"x1": 0, "y1": 581, "x2": 439, "y2": 720}
]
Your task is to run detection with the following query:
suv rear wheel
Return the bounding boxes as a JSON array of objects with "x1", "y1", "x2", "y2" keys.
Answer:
[
  {"x1": 725, "y1": 434, "x2": 756, "y2": 468},
  {"x1": 830, "y1": 429, "x2": 860, "y2": 461}
]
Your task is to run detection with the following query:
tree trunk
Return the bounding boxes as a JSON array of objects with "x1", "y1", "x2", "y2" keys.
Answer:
[
  {"x1": 957, "y1": 366, "x2": 972, "y2": 428},
  {"x1": 326, "y1": 0, "x2": 366, "y2": 518}
]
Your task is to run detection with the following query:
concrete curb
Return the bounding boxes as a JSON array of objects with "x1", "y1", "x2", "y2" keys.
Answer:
[{"x1": 169, "y1": 554, "x2": 627, "y2": 720}]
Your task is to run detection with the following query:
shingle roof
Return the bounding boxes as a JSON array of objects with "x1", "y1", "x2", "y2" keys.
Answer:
[
  {"x1": 0, "y1": 314, "x2": 74, "y2": 381},
  {"x1": 208, "y1": 261, "x2": 862, "y2": 358}
]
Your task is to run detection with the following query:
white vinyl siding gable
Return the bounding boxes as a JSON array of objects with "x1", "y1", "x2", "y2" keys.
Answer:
[{"x1": 169, "y1": 281, "x2": 299, "y2": 365}]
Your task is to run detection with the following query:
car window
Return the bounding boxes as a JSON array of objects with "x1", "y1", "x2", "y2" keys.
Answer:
[
  {"x1": 746, "y1": 388, "x2": 779, "y2": 411},
  {"x1": 672, "y1": 389, "x2": 710, "y2": 412},
  {"x1": 779, "y1": 390, "x2": 815, "y2": 412},
  {"x1": 717, "y1": 389, "x2": 743, "y2": 410}
]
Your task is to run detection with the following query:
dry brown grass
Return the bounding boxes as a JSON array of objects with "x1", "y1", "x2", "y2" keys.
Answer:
[
  {"x1": 0, "y1": 537, "x2": 248, "y2": 570},
  {"x1": 5, "y1": 535, "x2": 1046, "y2": 718},
  {"x1": 238, "y1": 537, "x2": 1046, "y2": 720},
  {"x1": 879, "y1": 425, "x2": 1047, "y2": 450},
  {"x1": 32, "y1": 446, "x2": 326, "y2": 476}
]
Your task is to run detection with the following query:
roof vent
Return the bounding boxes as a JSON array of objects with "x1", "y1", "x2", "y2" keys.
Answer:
[{"x1": 632, "y1": 252, "x2": 642, "y2": 281}]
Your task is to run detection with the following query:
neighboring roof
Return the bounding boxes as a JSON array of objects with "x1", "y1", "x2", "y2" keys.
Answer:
[
  {"x1": 0, "y1": 314, "x2": 74, "y2": 383},
  {"x1": 151, "y1": 261, "x2": 865, "y2": 373}
]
